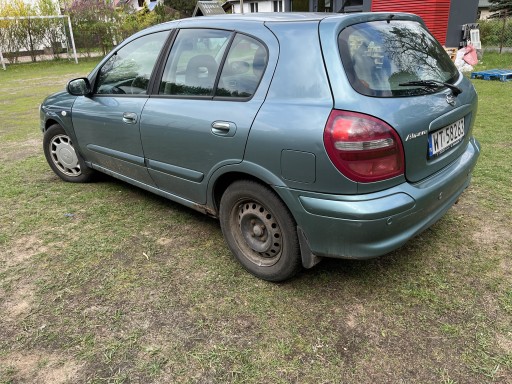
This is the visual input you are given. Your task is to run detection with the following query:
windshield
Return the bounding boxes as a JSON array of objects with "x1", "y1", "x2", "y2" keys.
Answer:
[{"x1": 339, "y1": 20, "x2": 459, "y2": 97}]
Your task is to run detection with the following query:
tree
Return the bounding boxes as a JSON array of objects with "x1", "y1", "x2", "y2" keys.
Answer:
[
  {"x1": 0, "y1": 0, "x2": 65, "y2": 62},
  {"x1": 63, "y1": 1, "x2": 176, "y2": 55},
  {"x1": 488, "y1": 0, "x2": 511, "y2": 53},
  {"x1": 488, "y1": 0, "x2": 512, "y2": 18},
  {"x1": 153, "y1": 3, "x2": 179, "y2": 23},
  {"x1": 119, "y1": 4, "x2": 158, "y2": 40},
  {"x1": 64, "y1": 0, "x2": 121, "y2": 55},
  {"x1": 163, "y1": 0, "x2": 196, "y2": 18},
  {"x1": 37, "y1": 0, "x2": 64, "y2": 59},
  {"x1": 0, "y1": 0, "x2": 44, "y2": 62}
]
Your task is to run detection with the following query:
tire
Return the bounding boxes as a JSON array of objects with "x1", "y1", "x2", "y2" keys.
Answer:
[
  {"x1": 43, "y1": 124, "x2": 94, "y2": 183},
  {"x1": 219, "y1": 180, "x2": 302, "y2": 282}
]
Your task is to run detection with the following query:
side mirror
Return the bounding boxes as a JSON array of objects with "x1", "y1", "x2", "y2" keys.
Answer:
[{"x1": 67, "y1": 77, "x2": 92, "y2": 96}]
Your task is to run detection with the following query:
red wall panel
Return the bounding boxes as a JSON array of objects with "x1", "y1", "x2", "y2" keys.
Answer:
[{"x1": 371, "y1": 0, "x2": 451, "y2": 45}]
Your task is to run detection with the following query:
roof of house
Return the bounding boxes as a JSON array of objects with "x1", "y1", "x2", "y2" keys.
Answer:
[{"x1": 193, "y1": 1, "x2": 226, "y2": 16}]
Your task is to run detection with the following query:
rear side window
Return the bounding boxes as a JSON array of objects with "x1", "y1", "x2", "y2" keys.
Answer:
[
  {"x1": 339, "y1": 20, "x2": 459, "y2": 97},
  {"x1": 159, "y1": 29, "x2": 231, "y2": 96},
  {"x1": 215, "y1": 34, "x2": 268, "y2": 98}
]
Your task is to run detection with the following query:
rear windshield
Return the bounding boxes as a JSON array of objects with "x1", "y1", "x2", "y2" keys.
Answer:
[{"x1": 339, "y1": 20, "x2": 459, "y2": 97}]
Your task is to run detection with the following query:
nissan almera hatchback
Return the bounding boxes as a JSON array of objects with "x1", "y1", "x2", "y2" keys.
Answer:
[{"x1": 40, "y1": 12, "x2": 480, "y2": 281}]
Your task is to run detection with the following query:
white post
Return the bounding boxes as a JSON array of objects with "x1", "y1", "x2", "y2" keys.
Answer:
[
  {"x1": 240, "y1": 0, "x2": 244, "y2": 14},
  {"x1": 0, "y1": 50, "x2": 5, "y2": 70},
  {"x1": 66, "y1": 15, "x2": 78, "y2": 64}
]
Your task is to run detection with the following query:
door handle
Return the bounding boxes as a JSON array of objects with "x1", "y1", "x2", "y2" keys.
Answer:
[
  {"x1": 123, "y1": 112, "x2": 138, "y2": 124},
  {"x1": 211, "y1": 121, "x2": 236, "y2": 137}
]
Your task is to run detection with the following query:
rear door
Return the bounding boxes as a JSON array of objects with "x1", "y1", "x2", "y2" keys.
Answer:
[{"x1": 140, "y1": 24, "x2": 278, "y2": 203}]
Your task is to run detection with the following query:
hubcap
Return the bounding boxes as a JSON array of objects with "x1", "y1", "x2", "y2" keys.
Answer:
[
  {"x1": 236, "y1": 201, "x2": 282, "y2": 266},
  {"x1": 49, "y1": 134, "x2": 81, "y2": 177}
]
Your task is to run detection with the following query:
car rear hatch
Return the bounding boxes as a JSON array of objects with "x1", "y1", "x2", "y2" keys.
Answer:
[{"x1": 319, "y1": 14, "x2": 478, "y2": 184}]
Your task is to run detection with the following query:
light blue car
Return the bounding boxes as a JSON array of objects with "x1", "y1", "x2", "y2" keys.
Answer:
[{"x1": 40, "y1": 13, "x2": 480, "y2": 281}]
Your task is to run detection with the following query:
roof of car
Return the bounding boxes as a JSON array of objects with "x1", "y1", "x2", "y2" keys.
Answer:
[
  {"x1": 137, "y1": 12, "x2": 345, "y2": 35},
  {"x1": 138, "y1": 11, "x2": 422, "y2": 39},
  {"x1": 194, "y1": 12, "x2": 339, "y2": 22},
  {"x1": 170, "y1": 12, "x2": 348, "y2": 25},
  {"x1": 162, "y1": 11, "x2": 420, "y2": 25}
]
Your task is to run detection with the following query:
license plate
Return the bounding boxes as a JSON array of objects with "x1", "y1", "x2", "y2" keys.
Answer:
[{"x1": 428, "y1": 117, "x2": 465, "y2": 158}]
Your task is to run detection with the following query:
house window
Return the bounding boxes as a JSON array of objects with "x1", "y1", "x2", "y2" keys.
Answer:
[
  {"x1": 250, "y1": 2, "x2": 259, "y2": 12},
  {"x1": 138, "y1": 0, "x2": 145, "y2": 6},
  {"x1": 273, "y1": 0, "x2": 282, "y2": 11}
]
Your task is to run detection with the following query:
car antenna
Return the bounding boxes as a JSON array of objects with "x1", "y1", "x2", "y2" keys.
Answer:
[{"x1": 387, "y1": 14, "x2": 394, "y2": 24}]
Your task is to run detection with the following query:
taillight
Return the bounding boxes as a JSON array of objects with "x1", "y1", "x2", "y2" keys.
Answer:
[{"x1": 323, "y1": 110, "x2": 404, "y2": 183}]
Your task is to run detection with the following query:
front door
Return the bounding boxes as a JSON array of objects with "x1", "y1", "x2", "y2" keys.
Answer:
[{"x1": 72, "y1": 31, "x2": 170, "y2": 185}]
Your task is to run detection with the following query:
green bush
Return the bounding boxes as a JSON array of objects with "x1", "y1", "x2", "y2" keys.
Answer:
[
  {"x1": 65, "y1": 1, "x2": 178, "y2": 55},
  {"x1": 479, "y1": 18, "x2": 512, "y2": 47}
]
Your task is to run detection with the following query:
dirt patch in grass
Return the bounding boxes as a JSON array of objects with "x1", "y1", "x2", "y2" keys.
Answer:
[
  {"x1": 470, "y1": 218, "x2": 510, "y2": 248},
  {"x1": 2, "y1": 235, "x2": 48, "y2": 270},
  {"x1": 3, "y1": 282, "x2": 35, "y2": 318},
  {"x1": 2, "y1": 351, "x2": 83, "y2": 384},
  {"x1": 0, "y1": 138, "x2": 42, "y2": 162},
  {"x1": 497, "y1": 334, "x2": 512, "y2": 354}
]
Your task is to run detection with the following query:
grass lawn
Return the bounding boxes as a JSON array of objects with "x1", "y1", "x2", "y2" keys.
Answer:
[{"x1": 0, "y1": 53, "x2": 511, "y2": 384}]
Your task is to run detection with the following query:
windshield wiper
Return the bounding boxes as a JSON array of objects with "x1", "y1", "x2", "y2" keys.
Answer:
[{"x1": 398, "y1": 80, "x2": 462, "y2": 96}]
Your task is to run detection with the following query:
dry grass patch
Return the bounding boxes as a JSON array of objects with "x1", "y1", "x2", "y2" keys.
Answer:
[{"x1": 2, "y1": 351, "x2": 83, "y2": 384}]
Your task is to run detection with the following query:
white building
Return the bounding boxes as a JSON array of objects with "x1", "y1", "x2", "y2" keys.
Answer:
[
  {"x1": 223, "y1": 0, "x2": 286, "y2": 13},
  {"x1": 114, "y1": 0, "x2": 164, "y2": 11}
]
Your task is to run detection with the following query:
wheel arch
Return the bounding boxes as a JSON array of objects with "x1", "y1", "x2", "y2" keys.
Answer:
[
  {"x1": 208, "y1": 163, "x2": 322, "y2": 271},
  {"x1": 43, "y1": 118, "x2": 88, "y2": 163},
  {"x1": 211, "y1": 172, "x2": 263, "y2": 215},
  {"x1": 44, "y1": 118, "x2": 60, "y2": 132},
  {"x1": 208, "y1": 162, "x2": 289, "y2": 217}
]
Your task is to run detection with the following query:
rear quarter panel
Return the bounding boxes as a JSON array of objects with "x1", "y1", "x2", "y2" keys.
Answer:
[{"x1": 244, "y1": 20, "x2": 359, "y2": 195}]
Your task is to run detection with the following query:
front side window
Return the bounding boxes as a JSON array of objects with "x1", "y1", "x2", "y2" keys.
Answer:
[
  {"x1": 339, "y1": 20, "x2": 459, "y2": 97},
  {"x1": 96, "y1": 31, "x2": 169, "y2": 95}
]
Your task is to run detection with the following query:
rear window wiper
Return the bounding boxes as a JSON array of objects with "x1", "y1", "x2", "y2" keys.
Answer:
[{"x1": 398, "y1": 80, "x2": 462, "y2": 96}]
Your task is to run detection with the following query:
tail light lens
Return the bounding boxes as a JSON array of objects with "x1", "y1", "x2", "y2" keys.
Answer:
[{"x1": 323, "y1": 110, "x2": 404, "y2": 183}]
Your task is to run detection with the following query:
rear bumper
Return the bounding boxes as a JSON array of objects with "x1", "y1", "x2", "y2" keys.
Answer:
[{"x1": 278, "y1": 137, "x2": 481, "y2": 259}]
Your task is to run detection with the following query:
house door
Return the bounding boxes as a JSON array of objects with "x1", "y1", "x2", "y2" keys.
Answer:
[
  {"x1": 291, "y1": 0, "x2": 310, "y2": 11},
  {"x1": 315, "y1": 0, "x2": 333, "y2": 12}
]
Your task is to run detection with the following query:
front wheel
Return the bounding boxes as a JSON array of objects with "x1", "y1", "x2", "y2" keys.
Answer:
[
  {"x1": 43, "y1": 124, "x2": 94, "y2": 183},
  {"x1": 219, "y1": 180, "x2": 302, "y2": 282}
]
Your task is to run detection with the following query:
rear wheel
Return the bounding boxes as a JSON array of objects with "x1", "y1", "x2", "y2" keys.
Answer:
[
  {"x1": 219, "y1": 180, "x2": 302, "y2": 281},
  {"x1": 43, "y1": 124, "x2": 94, "y2": 183}
]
